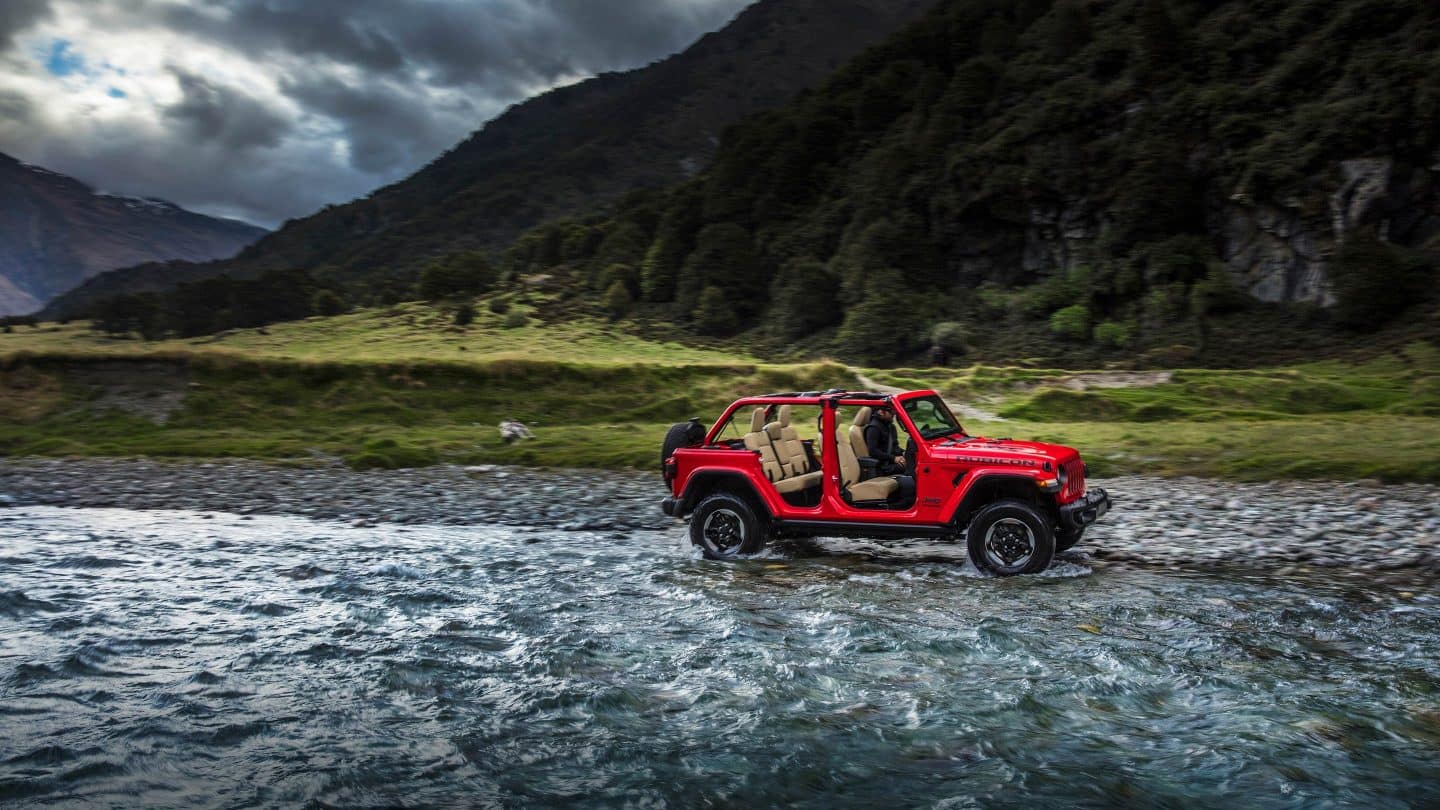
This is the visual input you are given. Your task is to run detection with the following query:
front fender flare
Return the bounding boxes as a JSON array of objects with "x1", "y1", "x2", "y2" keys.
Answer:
[{"x1": 939, "y1": 471, "x2": 1051, "y2": 527}]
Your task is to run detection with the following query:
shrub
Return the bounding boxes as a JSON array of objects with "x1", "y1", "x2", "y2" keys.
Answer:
[
  {"x1": 929, "y1": 321, "x2": 969, "y2": 354},
  {"x1": 488, "y1": 297, "x2": 510, "y2": 315},
  {"x1": 769, "y1": 258, "x2": 839, "y2": 340},
  {"x1": 835, "y1": 267, "x2": 916, "y2": 364},
  {"x1": 310, "y1": 289, "x2": 347, "y2": 317},
  {"x1": 453, "y1": 303, "x2": 475, "y2": 327},
  {"x1": 1094, "y1": 320, "x2": 1134, "y2": 348},
  {"x1": 418, "y1": 252, "x2": 496, "y2": 300},
  {"x1": 692, "y1": 285, "x2": 739, "y2": 336},
  {"x1": 1329, "y1": 234, "x2": 1434, "y2": 330},
  {"x1": 602, "y1": 280, "x2": 633, "y2": 320},
  {"x1": 1049, "y1": 305, "x2": 1091, "y2": 341},
  {"x1": 346, "y1": 444, "x2": 438, "y2": 470},
  {"x1": 503, "y1": 310, "x2": 528, "y2": 329}
]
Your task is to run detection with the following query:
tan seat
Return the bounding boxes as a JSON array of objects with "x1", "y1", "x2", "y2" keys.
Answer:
[
  {"x1": 775, "y1": 405, "x2": 813, "y2": 474},
  {"x1": 838, "y1": 406, "x2": 898, "y2": 502},
  {"x1": 764, "y1": 420, "x2": 822, "y2": 493},
  {"x1": 743, "y1": 408, "x2": 789, "y2": 484}
]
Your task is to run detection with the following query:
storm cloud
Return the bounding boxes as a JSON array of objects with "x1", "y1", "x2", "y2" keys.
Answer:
[{"x1": 0, "y1": 0, "x2": 752, "y2": 227}]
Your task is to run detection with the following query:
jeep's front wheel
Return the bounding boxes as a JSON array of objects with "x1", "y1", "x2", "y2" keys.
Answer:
[
  {"x1": 1056, "y1": 526, "x2": 1084, "y2": 552},
  {"x1": 967, "y1": 500, "x2": 1056, "y2": 576},
  {"x1": 689, "y1": 493, "x2": 766, "y2": 560}
]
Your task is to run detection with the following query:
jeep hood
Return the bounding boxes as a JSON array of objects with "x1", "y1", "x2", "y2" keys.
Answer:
[{"x1": 931, "y1": 436, "x2": 1080, "y2": 465}]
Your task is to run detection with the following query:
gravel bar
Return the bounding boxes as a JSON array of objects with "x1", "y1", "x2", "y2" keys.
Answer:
[{"x1": 1, "y1": 458, "x2": 1437, "y2": 573}]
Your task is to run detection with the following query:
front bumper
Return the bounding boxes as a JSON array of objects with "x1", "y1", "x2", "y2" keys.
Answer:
[
  {"x1": 1059, "y1": 487, "x2": 1110, "y2": 531},
  {"x1": 661, "y1": 496, "x2": 680, "y2": 517}
]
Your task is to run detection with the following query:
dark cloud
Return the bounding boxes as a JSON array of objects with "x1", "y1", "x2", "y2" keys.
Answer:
[
  {"x1": 0, "y1": 88, "x2": 34, "y2": 124},
  {"x1": 0, "y1": 0, "x2": 51, "y2": 49},
  {"x1": 165, "y1": 67, "x2": 292, "y2": 151},
  {"x1": 0, "y1": 0, "x2": 752, "y2": 227},
  {"x1": 279, "y1": 73, "x2": 465, "y2": 174}
]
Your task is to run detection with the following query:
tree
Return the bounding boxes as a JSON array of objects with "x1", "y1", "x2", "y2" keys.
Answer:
[
  {"x1": 591, "y1": 222, "x2": 648, "y2": 284},
  {"x1": 1047, "y1": 0, "x2": 1091, "y2": 61},
  {"x1": 929, "y1": 321, "x2": 969, "y2": 355},
  {"x1": 769, "y1": 258, "x2": 840, "y2": 340},
  {"x1": 1138, "y1": 0, "x2": 1182, "y2": 81},
  {"x1": 602, "y1": 280, "x2": 633, "y2": 321},
  {"x1": 418, "y1": 252, "x2": 495, "y2": 300},
  {"x1": 1049, "y1": 304, "x2": 1091, "y2": 341},
  {"x1": 1329, "y1": 234, "x2": 1433, "y2": 331},
  {"x1": 640, "y1": 190, "x2": 702, "y2": 302},
  {"x1": 692, "y1": 285, "x2": 739, "y2": 336},
  {"x1": 835, "y1": 266, "x2": 914, "y2": 364},
  {"x1": 675, "y1": 223, "x2": 761, "y2": 319},
  {"x1": 598, "y1": 263, "x2": 640, "y2": 298},
  {"x1": 311, "y1": 289, "x2": 347, "y2": 317}
]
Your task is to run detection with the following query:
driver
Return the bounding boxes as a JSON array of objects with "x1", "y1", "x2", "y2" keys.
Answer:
[{"x1": 863, "y1": 405, "x2": 907, "y2": 476}]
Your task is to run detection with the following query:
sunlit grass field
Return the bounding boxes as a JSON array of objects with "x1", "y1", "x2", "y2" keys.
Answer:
[
  {"x1": 0, "y1": 301, "x2": 756, "y2": 366},
  {"x1": 2, "y1": 306, "x2": 1438, "y2": 481}
]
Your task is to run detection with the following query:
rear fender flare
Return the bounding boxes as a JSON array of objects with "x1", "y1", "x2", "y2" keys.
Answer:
[{"x1": 678, "y1": 469, "x2": 777, "y2": 519}]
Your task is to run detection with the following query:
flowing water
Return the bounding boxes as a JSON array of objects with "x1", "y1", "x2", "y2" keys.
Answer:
[{"x1": 1, "y1": 504, "x2": 1438, "y2": 807}]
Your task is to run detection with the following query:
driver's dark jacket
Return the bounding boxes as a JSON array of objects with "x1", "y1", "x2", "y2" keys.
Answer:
[{"x1": 863, "y1": 418, "x2": 904, "y2": 464}]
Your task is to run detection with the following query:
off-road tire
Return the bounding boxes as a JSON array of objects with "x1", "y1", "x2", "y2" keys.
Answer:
[
  {"x1": 1056, "y1": 526, "x2": 1084, "y2": 552},
  {"x1": 967, "y1": 499, "x2": 1056, "y2": 576},
  {"x1": 689, "y1": 493, "x2": 767, "y2": 560},
  {"x1": 660, "y1": 420, "x2": 705, "y2": 479}
]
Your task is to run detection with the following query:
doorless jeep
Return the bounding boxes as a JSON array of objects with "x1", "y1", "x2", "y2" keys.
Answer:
[{"x1": 660, "y1": 389, "x2": 1110, "y2": 576}]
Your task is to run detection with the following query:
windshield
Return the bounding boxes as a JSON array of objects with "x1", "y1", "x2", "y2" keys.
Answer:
[{"x1": 902, "y1": 395, "x2": 965, "y2": 439}]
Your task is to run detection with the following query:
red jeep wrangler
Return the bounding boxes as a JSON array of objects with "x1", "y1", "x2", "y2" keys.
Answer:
[{"x1": 660, "y1": 389, "x2": 1110, "y2": 576}]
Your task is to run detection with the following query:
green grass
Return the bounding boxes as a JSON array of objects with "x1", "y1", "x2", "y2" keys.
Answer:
[
  {"x1": 868, "y1": 341, "x2": 1440, "y2": 482},
  {"x1": 0, "y1": 301, "x2": 755, "y2": 366},
  {"x1": 3, "y1": 307, "x2": 1438, "y2": 482}
]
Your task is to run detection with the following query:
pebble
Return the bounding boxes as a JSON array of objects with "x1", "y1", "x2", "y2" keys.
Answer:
[{"x1": 0, "y1": 461, "x2": 1437, "y2": 573}]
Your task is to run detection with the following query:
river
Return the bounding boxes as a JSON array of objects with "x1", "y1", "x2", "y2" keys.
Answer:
[{"x1": 2, "y1": 501, "x2": 1438, "y2": 807}]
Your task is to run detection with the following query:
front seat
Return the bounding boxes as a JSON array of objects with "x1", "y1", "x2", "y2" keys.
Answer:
[{"x1": 837, "y1": 406, "x2": 898, "y2": 502}]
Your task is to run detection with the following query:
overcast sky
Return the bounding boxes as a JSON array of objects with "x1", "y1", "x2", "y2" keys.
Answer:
[{"x1": 0, "y1": 0, "x2": 752, "y2": 228}]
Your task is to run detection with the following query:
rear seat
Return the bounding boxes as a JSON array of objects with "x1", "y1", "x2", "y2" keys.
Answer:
[
  {"x1": 764, "y1": 420, "x2": 822, "y2": 493},
  {"x1": 742, "y1": 408, "x2": 788, "y2": 484},
  {"x1": 741, "y1": 406, "x2": 822, "y2": 495},
  {"x1": 774, "y1": 405, "x2": 814, "y2": 474}
]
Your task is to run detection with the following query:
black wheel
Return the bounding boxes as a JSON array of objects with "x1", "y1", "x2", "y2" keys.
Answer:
[
  {"x1": 966, "y1": 499, "x2": 1056, "y2": 576},
  {"x1": 689, "y1": 493, "x2": 767, "y2": 560},
  {"x1": 1056, "y1": 526, "x2": 1084, "y2": 552}
]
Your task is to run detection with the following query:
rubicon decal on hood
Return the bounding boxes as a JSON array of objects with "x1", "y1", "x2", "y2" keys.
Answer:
[{"x1": 950, "y1": 456, "x2": 1041, "y2": 467}]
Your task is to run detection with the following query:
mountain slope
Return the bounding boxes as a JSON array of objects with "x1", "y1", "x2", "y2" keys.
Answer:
[
  {"x1": 0, "y1": 153, "x2": 266, "y2": 317},
  {"x1": 497, "y1": 0, "x2": 1440, "y2": 363},
  {"x1": 43, "y1": 0, "x2": 935, "y2": 319}
]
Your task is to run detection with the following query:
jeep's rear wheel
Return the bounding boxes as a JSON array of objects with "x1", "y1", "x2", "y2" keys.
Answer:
[
  {"x1": 689, "y1": 493, "x2": 767, "y2": 559},
  {"x1": 967, "y1": 500, "x2": 1056, "y2": 576}
]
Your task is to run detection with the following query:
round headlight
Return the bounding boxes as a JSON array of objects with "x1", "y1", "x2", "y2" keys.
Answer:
[{"x1": 1056, "y1": 466, "x2": 1069, "y2": 487}]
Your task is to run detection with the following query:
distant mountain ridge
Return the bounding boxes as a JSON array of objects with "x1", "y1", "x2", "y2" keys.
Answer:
[
  {"x1": 41, "y1": 0, "x2": 936, "y2": 319},
  {"x1": 0, "y1": 153, "x2": 266, "y2": 316}
]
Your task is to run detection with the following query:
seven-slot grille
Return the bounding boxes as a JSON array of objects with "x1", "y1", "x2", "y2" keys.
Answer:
[{"x1": 1064, "y1": 459, "x2": 1086, "y2": 499}]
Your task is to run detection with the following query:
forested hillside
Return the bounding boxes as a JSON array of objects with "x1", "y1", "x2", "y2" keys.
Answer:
[
  {"x1": 63, "y1": 0, "x2": 1440, "y2": 367},
  {"x1": 495, "y1": 0, "x2": 1440, "y2": 363}
]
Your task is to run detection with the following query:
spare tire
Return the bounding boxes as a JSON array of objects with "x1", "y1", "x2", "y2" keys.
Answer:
[{"x1": 660, "y1": 419, "x2": 706, "y2": 479}]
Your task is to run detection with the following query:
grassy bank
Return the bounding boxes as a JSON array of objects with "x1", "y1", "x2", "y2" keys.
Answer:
[{"x1": 2, "y1": 309, "x2": 1438, "y2": 482}]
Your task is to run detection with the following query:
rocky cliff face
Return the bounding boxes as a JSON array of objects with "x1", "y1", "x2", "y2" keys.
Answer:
[
  {"x1": 994, "y1": 155, "x2": 1440, "y2": 307},
  {"x1": 0, "y1": 154, "x2": 266, "y2": 316}
]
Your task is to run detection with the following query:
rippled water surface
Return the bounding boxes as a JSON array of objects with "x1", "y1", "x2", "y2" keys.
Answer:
[{"x1": 2, "y1": 505, "x2": 1439, "y2": 807}]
